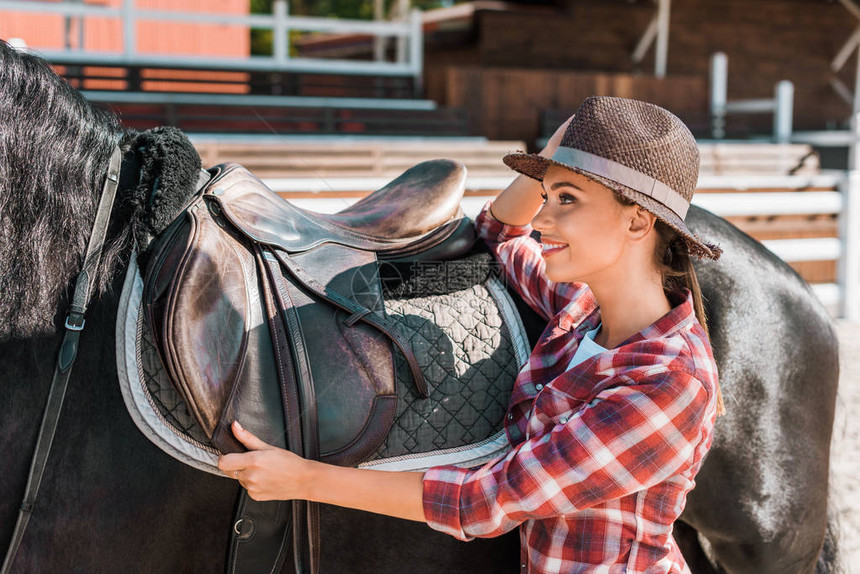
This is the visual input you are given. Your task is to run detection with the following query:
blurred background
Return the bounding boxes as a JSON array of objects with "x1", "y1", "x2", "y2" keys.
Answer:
[{"x1": 1, "y1": 0, "x2": 858, "y2": 569}]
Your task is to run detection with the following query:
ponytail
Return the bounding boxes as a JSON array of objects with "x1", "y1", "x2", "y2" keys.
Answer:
[{"x1": 657, "y1": 225, "x2": 727, "y2": 417}]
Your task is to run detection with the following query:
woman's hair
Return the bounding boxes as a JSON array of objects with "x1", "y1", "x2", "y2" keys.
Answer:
[{"x1": 614, "y1": 193, "x2": 727, "y2": 416}]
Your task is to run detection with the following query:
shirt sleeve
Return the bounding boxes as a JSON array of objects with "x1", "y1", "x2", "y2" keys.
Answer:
[
  {"x1": 474, "y1": 199, "x2": 585, "y2": 321},
  {"x1": 421, "y1": 370, "x2": 712, "y2": 541}
]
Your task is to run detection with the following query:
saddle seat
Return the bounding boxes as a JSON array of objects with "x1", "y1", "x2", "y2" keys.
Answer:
[
  {"x1": 210, "y1": 158, "x2": 475, "y2": 263},
  {"x1": 319, "y1": 158, "x2": 467, "y2": 240}
]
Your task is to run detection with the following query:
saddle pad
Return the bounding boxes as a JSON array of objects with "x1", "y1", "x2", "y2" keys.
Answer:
[
  {"x1": 117, "y1": 251, "x2": 530, "y2": 475},
  {"x1": 365, "y1": 279, "x2": 528, "y2": 464},
  {"x1": 117, "y1": 250, "x2": 224, "y2": 475}
]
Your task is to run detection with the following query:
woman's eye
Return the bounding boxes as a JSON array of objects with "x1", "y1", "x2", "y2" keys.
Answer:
[
  {"x1": 539, "y1": 192, "x2": 548, "y2": 203},
  {"x1": 559, "y1": 192, "x2": 576, "y2": 204}
]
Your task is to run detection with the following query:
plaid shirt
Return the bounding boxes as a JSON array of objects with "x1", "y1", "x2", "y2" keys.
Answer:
[{"x1": 422, "y1": 201, "x2": 720, "y2": 574}]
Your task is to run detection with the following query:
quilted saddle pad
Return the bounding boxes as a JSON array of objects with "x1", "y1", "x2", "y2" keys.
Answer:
[{"x1": 116, "y1": 249, "x2": 530, "y2": 476}]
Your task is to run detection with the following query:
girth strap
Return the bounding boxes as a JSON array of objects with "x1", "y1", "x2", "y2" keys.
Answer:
[
  {"x1": 261, "y1": 248, "x2": 320, "y2": 574},
  {"x1": 227, "y1": 493, "x2": 292, "y2": 574},
  {"x1": 228, "y1": 246, "x2": 323, "y2": 574},
  {"x1": 1, "y1": 146, "x2": 123, "y2": 574}
]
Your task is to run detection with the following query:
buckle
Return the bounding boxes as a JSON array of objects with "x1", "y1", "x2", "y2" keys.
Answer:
[{"x1": 64, "y1": 314, "x2": 85, "y2": 331}]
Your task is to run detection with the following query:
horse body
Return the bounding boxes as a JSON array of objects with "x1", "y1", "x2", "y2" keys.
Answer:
[
  {"x1": 678, "y1": 208, "x2": 839, "y2": 573},
  {"x1": 0, "y1": 296, "x2": 236, "y2": 573},
  {"x1": 0, "y1": 40, "x2": 840, "y2": 573},
  {"x1": 0, "y1": 290, "x2": 518, "y2": 574}
]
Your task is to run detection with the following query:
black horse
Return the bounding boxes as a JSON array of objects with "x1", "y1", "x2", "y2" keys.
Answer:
[{"x1": 0, "y1": 41, "x2": 840, "y2": 573}]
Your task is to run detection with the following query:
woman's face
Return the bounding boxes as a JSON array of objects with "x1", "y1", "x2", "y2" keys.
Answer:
[{"x1": 532, "y1": 165, "x2": 639, "y2": 285}]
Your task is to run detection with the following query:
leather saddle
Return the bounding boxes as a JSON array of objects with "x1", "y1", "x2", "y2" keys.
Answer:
[{"x1": 142, "y1": 158, "x2": 476, "y2": 573}]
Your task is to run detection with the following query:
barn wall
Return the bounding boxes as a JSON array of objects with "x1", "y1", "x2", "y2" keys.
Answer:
[{"x1": 426, "y1": 0, "x2": 856, "y2": 143}]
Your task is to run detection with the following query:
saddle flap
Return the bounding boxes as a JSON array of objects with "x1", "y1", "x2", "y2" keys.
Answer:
[
  {"x1": 146, "y1": 204, "x2": 251, "y2": 436},
  {"x1": 276, "y1": 242, "x2": 397, "y2": 460},
  {"x1": 143, "y1": 200, "x2": 287, "y2": 452}
]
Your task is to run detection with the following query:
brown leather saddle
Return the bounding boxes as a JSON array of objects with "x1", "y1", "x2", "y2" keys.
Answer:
[{"x1": 142, "y1": 159, "x2": 476, "y2": 573}]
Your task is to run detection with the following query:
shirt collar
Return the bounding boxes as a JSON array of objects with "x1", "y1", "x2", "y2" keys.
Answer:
[
  {"x1": 558, "y1": 286, "x2": 599, "y2": 333},
  {"x1": 560, "y1": 288, "x2": 697, "y2": 345}
]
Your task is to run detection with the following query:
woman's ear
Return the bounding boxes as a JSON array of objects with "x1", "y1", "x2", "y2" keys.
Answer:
[{"x1": 627, "y1": 206, "x2": 656, "y2": 241}]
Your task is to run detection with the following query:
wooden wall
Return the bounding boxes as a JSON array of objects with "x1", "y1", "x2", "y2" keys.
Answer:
[
  {"x1": 426, "y1": 66, "x2": 708, "y2": 145},
  {"x1": 425, "y1": 0, "x2": 859, "y2": 143}
]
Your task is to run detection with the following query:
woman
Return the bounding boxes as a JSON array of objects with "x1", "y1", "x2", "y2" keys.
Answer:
[{"x1": 218, "y1": 96, "x2": 726, "y2": 573}]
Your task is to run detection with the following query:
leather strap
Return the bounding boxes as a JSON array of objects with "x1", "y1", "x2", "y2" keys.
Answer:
[
  {"x1": 272, "y1": 249, "x2": 429, "y2": 398},
  {"x1": 260, "y1": 249, "x2": 320, "y2": 574},
  {"x1": 226, "y1": 247, "x2": 299, "y2": 574},
  {"x1": 1, "y1": 146, "x2": 123, "y2": 574},
  {"x1": 227, "y1": 494, "x2": 292, "y2": 574}
]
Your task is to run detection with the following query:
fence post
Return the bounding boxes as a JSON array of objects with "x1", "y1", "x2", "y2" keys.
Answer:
[
  {"x1": 273, "y1": 0, "x2": 288, "y2": 65},
  {"x1": 773, "y1": 80, "x2": 794, "y2": 143},
  {"x1": 373, "y1": 0, "x2": 385, "y2": 62},
  {"x1": 654, "y1": 0, "x2": 670, "y2": 78},
  {"x1": 122, "y1": 0, "x2": 136, "y2": 59},
  {"x1": 396, "y1": 0, "x2": 409, "y2": 65},
  {"x1": 710, "y1": 52, "x2": 727, "y2": 139},
  {"x1": 410, "y1": 8, "x2": 423, "y2": 97},
  {"x1": 840, "y1": 112, "x2": 860, "y2": 320}
]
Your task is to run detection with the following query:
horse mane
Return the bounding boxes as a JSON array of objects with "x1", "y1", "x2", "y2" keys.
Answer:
[{"x1": 0, "y1": 41, "x2": 201, "y2": 339}]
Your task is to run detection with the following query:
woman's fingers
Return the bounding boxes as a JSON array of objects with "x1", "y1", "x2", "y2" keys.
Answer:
[
  {"x1": 541, "y1": 115, "x2": 575, "y2": 158},
  {"x1": 217, "y1": 452, "x2": 251, "y2": 473},
  {"x1": 217, "y1": 421, "x2": 276, "y2": 479},
  {"x1": 231, "y1": 420, "x2": 272, "y2": 451}
]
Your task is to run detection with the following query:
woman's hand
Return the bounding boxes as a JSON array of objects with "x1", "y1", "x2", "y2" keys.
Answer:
[
  {"x1": 217, "y1": 420, "x2": 311, "y2": 501},
  {"x1": 219, "y1": 422, "x2": 426, "y2": 521},
  {"x1": 539, "y1": 114, "x2": 574, "y2": 159},
  {"x1": 486, "y1": 114, "x2": 575, "y2": 225}
]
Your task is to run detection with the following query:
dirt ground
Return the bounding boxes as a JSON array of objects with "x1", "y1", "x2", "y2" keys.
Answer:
[{"x1": 831, "y1": 320, "x2": 860, "y2": 573}]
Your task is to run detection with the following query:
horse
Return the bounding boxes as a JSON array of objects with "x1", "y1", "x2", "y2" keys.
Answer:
[{"x1": 0, "y1": 40, "x2": 840, "y2": 573}]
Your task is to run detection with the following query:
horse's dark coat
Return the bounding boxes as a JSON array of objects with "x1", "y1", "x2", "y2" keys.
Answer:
[
  {"x1": 0, "y1": 39, "x2": 841, "y2": 573},
  {"x1": 680, "y1": 208, "x2": 839, "y2": 573}
]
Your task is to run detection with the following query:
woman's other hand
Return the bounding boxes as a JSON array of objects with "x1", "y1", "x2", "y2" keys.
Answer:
[{"x1": 217, "y1": 420, "x2": 311, "y2": 501}]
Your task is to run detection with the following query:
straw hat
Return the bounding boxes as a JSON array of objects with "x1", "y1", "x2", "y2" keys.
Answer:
[{"x1": 503, "y1": 96, "x2": 722, "y2": 260}]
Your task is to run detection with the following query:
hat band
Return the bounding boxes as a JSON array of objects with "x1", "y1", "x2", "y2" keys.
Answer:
[{"x1": 551, "y1": 146, "x2": 690, "y2": 219}]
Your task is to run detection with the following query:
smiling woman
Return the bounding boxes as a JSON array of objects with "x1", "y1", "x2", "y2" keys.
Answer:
[{"x1": 218, "y1": 96, "x2": 727, "y2": 574}]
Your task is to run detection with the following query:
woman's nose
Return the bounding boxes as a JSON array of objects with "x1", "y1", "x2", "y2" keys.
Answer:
[{"x1": 531, "y1": 203, "x2": 554, "y2": 233}]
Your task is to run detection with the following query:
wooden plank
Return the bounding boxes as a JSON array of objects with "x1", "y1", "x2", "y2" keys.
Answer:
[
  {"x1": 696, "y1": 186, "x2": 837, "y2": 194},
  {"x1": 726, "y1": 215, "x2": 838, "y2": 240},
  {"x1": 788, "y1": 260, "x2": 837, "y2": 284}
]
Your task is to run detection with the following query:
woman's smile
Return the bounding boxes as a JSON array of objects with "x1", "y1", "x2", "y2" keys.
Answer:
[
  {"x1": 531, "y1": 166, "x2": 634, "y2": 283},
  {"x1": 540, "y1": 237, "x2": 568, "y2": 257}
]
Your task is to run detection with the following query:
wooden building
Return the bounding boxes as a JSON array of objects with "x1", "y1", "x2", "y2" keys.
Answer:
[{"x1": 420, "y1": 0, "x2": 860, "y2": 145}]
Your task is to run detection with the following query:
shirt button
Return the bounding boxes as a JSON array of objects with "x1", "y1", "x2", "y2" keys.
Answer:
[
  {"x1": 535, "y1": 383, "x2": 544, "y2": 391},
  {"x1": 507, "y1": 412, "x2": 514, "y2": 421},
  {"x1": 560, "y1": 416, "x2": 569, "y2": 424}
]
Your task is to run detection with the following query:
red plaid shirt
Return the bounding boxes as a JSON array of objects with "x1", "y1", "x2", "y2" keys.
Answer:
[{"x1": 422, "y1": 201, "x2": 720, "y2": 573}]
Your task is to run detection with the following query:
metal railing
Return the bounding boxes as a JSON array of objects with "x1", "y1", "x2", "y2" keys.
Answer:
[
  {"x1": 710, "y1": 52, "x2": 794, "y2": 143},
  {"x1": 0, "y1": 0, "x2": 423, "y2": 81}
]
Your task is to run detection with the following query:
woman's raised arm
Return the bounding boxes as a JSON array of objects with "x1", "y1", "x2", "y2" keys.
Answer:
[{"x1": 487, "y1": 115, "x2": 572, "y2": 225}]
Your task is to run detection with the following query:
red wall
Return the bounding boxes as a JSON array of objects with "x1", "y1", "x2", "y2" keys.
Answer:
[{"x1": 0, "y1": 0, "x2": 249, "y2": 57}]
